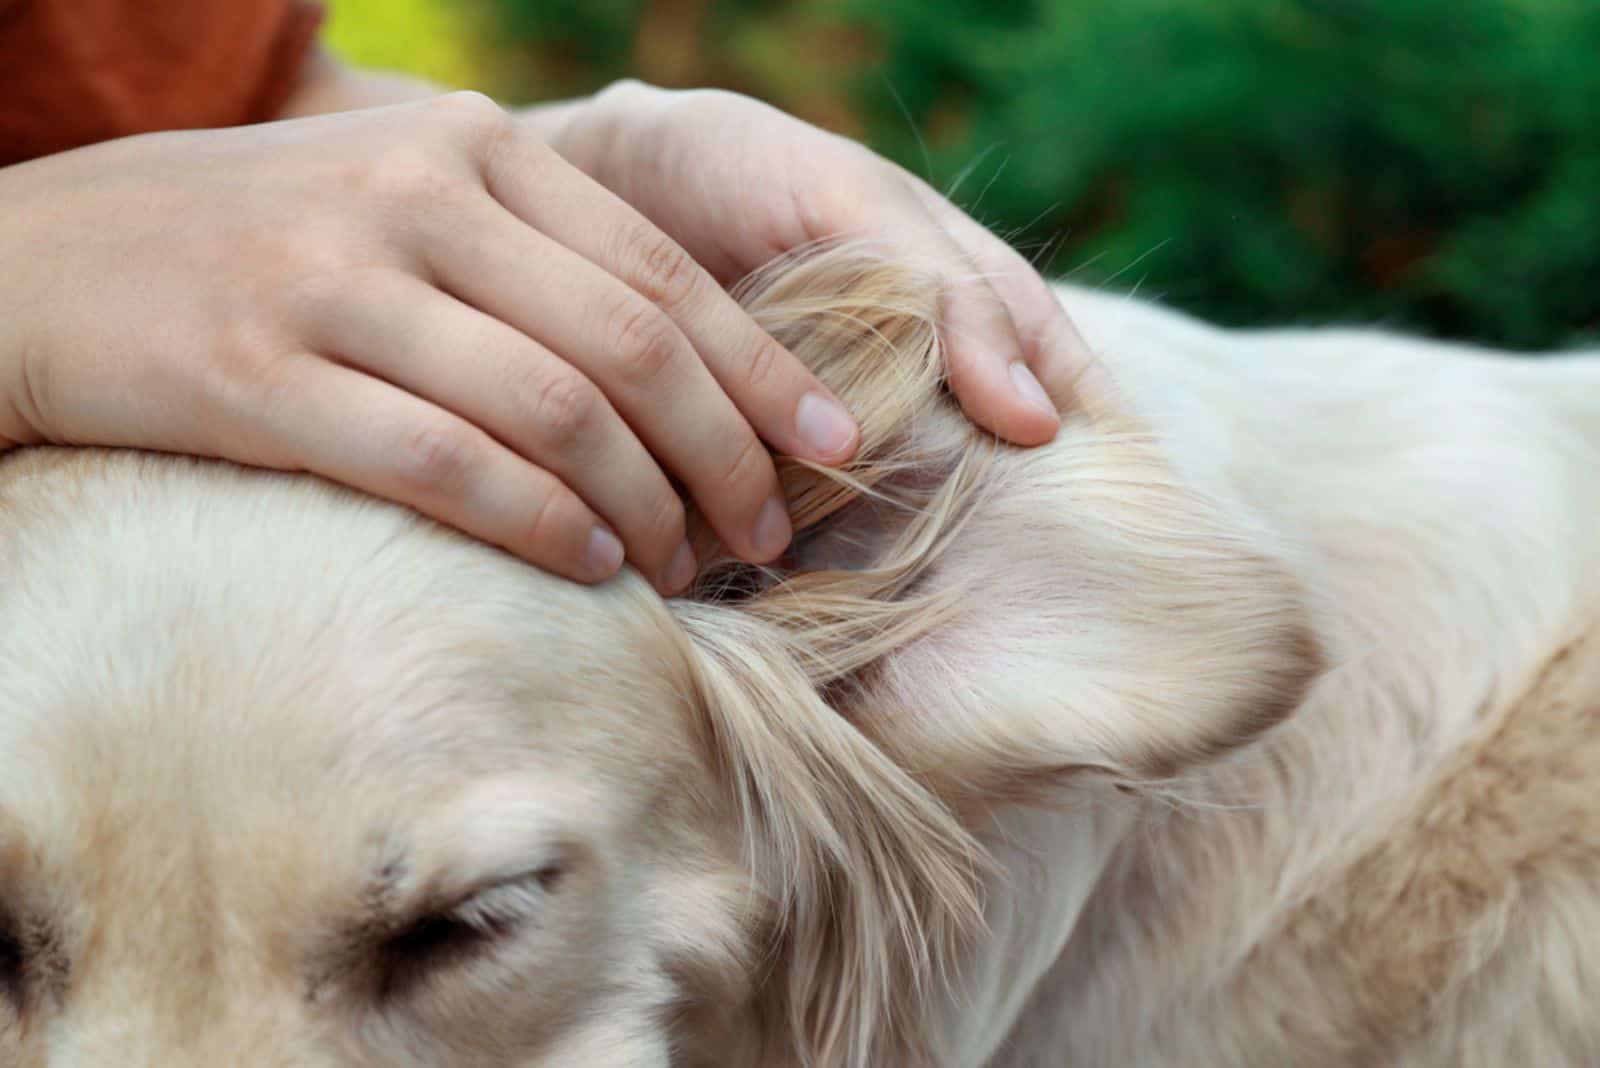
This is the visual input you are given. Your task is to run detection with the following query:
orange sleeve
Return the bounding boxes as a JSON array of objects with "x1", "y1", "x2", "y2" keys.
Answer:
[{"x1": 0, "y1": 0, "x2": 325, "y2": 166}]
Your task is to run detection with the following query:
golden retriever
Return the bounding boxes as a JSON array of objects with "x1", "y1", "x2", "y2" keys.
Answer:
[{"x1": 1, "y1": 245, "x2": 1597, "y2": 1066}]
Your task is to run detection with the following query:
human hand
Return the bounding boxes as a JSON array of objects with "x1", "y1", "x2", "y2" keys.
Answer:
[
  {"x1": 0, "y1": 93, "x2": 862, "y2": 592},
  {"x1": 555, "y1": 81, "x2": 1102, "y2": 444}
]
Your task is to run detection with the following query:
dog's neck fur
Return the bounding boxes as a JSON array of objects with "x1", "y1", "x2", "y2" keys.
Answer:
[{"x1": 940, "y1": 288, "x2": 1600, "y2": 1066}]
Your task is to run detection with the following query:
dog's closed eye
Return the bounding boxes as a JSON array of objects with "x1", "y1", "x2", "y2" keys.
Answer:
[{"x1": 375, "y1": 864, "x2": 565, "y2": 1001}]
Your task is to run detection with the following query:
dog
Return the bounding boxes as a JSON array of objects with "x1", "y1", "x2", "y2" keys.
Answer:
[{"x1": 1, "y1": 244, "x2": 1596, "y2": 1067}]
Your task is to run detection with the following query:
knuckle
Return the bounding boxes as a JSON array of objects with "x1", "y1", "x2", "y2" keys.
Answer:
[
  {"x1": 619, "y1": 224, "x2": 701, "y2": 309},
  {"x1": 278, "y1": 265, "x2": 366, "y2": 326},
  {"x1": 528, "y1": 370, "x2": 602, "y2": 452},
  {"x1": 713, "y1": 430, "x2": 772, "y2": 495},
  {"x1": 206, "y1": 334, "x2": 304, "y2": 437},
  {"x1": 606, "y1": 300, "x2": 682, "y2": 388},
  {"x1": 234, "y1": 347, "x2": 300, "y2": 408},
  {"x1": 594, "y1": 78, "x2": 653, "y2": 105},
  {"x1": 675, "y1": 86, "x2": 733, "y2": 108},
  {"x1": 360, "y1": 146, "x2": 459, "y2": 210},
  {"x1": 640, "y1": 489, "x2": 687, "y2": 553},
  {"x1": 395, "y1": 421, "x2": 479, "y2": 497},
  {"x1": 430, "y1": 90, "x2": 507, "y2": 132},
  {"x1": 518, "y1": 484, "x2": 571, "y2": 560},
  {"x1": 430, "y1": 90, "x2": 515, "y2": 163},
  {"x1": 741, "y1": 335, "x2": 791, "y2": 394}
]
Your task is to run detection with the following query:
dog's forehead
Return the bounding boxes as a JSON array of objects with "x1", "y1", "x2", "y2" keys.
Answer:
[{"x1": 0, "y1": 453, "x2": 691, "y2": 878}]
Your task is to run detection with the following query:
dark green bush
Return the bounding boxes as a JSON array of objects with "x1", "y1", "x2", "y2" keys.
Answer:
[{"x1": 491, "y1": 0, "x2": 1600, "y2": 350}]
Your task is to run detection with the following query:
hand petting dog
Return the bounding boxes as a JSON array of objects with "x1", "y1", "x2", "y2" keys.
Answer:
[{"x1": 0, "y1": 73, "x2": 1088, "y2": 591}]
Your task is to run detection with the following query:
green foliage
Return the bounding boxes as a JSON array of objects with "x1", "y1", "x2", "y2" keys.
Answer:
[
  {"x1": 483, "y1": 0, "x2": 1600, "y2": 349},
  {"x1": 851, "y1": 0, "x2": 1600, "y2": 348},
  {"x1": 495, "y1": 0, "x2": 646, "y2": 73}
]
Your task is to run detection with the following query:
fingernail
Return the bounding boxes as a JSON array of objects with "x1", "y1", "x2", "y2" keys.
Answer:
[
  {"x1": 751, "y1": 496, "x2": 792, "y2": 561},
  {"x1": 1009, "y1": 361, "x2": 1057, "y2": 418},
  {"x1": 662, "y1": 539, "x2": 697, "y2": 594},
  {"x1": 583, "y1": 525, "x2": 625, "y2": 581},
  {"x1": 794, "y1": 391, "x2": 858, "y2": 460}
]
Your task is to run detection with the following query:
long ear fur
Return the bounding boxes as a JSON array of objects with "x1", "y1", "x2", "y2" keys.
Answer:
[
  {"x1": 671, "y1": 241, "x2": 1323, "y2": 1062},
  {"x1": 673, "y1": 603, "x2": 983, "y2": 1067}
]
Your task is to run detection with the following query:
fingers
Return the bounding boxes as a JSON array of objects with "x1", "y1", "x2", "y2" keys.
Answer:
[
  {"x1": 419, "y1": 194, "x2": 798, "y2": 564},
  {"x1": 299, "y1": 270, "x2": 696, "y2": 592},
  {"x1": 912, "y1": 177, "x2": 1113, "y2": 415},
  {"x1": 249, "y1": 354, "x2": 629, "y2": 585},
  {"x1": 858, "y1": 188, "x2": 1064, "y2": 446},
  {"x1": 473, "y1": 122, "x2": 861, "y2": 460},
  {"x1": 924, "y1": 226, "x2": 1064, "y2": 446}
]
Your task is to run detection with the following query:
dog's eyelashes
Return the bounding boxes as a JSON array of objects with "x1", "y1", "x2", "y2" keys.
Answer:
[
  {"x1": 377, "y1": 913, "x2": 491, "y2": 1000},
  {"x1": 375, "y1": 865, "x2": 564, "y2": 1001}
]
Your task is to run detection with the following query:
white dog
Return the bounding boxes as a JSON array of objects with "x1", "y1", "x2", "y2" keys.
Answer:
[{"x1": 1, "y1": 246, "x2": 1596, "y2": 1067}]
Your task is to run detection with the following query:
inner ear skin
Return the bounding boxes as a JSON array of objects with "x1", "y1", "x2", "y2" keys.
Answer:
[
  {"x1": 864, "y1": 508, "x2": 1324, "y2": 795},
  {"x1": 0, "y1": 906, "x2": 67, "y2": 1018}
]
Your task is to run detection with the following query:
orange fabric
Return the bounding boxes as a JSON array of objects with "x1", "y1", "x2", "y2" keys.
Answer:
[{"x1": 0, "y1": 0, "x2": 324, "y2": 166}]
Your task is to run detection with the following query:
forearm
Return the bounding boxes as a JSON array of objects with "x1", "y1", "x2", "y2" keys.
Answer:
[{"x1": 274, "y1": 46, "x2": 590, "y2": 143}]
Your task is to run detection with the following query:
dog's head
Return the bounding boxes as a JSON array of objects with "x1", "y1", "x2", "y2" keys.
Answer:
[
  {"x1": 0, "y1": 251, "x2": 1321, "y2": 1067},
  {"x1": 0, "y1": 448, "x2": 745, "y2": 1066}
]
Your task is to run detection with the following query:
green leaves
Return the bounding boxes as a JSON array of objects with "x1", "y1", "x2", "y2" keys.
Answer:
[{"x1": 484, "y1": 0, "x2": 1600, "y2": 348}]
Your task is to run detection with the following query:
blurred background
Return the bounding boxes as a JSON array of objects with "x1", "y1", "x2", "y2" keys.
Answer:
[{"x1": 326, "y1": 0, "x2": 1600, "y2": 351}]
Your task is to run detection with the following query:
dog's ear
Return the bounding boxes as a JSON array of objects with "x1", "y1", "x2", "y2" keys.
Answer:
[
  {"x1": 832, "y1": 421, "x2": 1325, "y2": 805},
  {"x1": 684, "y1": 245, "x2": 1324, "y2": 808},
  {"x1": 670, "y1": 452, "x2": 1321, "y2": 1064},
  {"x1": 666, "y1": 246, "x2": 1322, "y2": 1061}
]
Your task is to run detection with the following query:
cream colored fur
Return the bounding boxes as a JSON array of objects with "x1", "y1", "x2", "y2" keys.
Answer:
[{"x1": 0, "y1": 246, "x2": 1596, "y2": 1066}]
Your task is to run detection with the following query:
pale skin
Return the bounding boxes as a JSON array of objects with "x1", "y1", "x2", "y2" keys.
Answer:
[{"x1": 0, "y1": 47, "x2": 1092, "y2": 593}]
